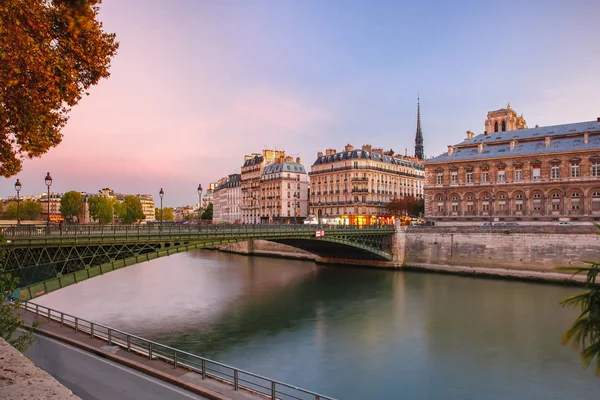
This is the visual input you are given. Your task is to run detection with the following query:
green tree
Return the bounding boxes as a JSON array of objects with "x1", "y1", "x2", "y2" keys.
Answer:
[
  {"x1": 0, "y1": 0, "x2": 119, "y2": 177},
  {"x1": 60, "y1": 191, "x2": 84, "y2": 222},
  {"x1": 116, "y1": 195, "x2": 144, "y2": 224},
  {"x1": 559, "y1": 261, "x2": 600, "y2": 375},
  {"x1": 88, "y1": 196, "x2": 113, "y2": 224},
  {"x1": 385, "y1": 196, "x2": 424, "y2": 217},
  {"x1": 155, "y1": 207, "x2": 175, "y2": 221},
  {"x1": 0, "y1": 273, "x2": 36, "y2": 352},
  {"x1": 3, "y1": 201, "x2": 43, "y2": 220},
  {"x1": 201, "y1": 203, "x2": 213, "y2": 220}
]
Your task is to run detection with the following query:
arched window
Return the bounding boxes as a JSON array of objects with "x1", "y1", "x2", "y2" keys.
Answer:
[
  {"x1": 515, "y1": 194, "x2": 524, "y2": 200},
  {"x1": 452, "y1": 195, "x2": 459, "y2": 201},
  {"x1": 494, "y1": 121, "x2": 499, "y2": 132},
  {"x1": 502, "y1": 120, "x2": 506, "y2": 131},
  {"x1": 533, "y1": 193, "x2": 542, "y2": 199}
]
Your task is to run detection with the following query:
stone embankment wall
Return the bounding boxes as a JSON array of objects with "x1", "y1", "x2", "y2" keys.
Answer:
[
  {"x1": 218, "y1": 226, "x2": 600, "y2": 282},
  {"x1": 0, "y1": 338, "x2": 80, "y2": 399},
  {"x1": 218, "y1": 240, "x2": 317, "y2": 261}
]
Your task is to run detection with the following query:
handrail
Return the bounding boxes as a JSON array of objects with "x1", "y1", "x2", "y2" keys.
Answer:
[
  {"x1": 18, "y1": 300, "x2": 336, "y2": 400},
  {"x1": 0, "y1": 223, "x2": 395, "y2": 239}
]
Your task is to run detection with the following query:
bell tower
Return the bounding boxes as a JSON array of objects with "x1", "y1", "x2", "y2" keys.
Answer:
[{"x1": 484, "y1": 103, "x2": 527, "y2": 133}]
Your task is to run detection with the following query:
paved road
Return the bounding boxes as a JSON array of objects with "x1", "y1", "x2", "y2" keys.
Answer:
[{"x1": 25, "y1": 334, "x2": 207, "y2": 400}]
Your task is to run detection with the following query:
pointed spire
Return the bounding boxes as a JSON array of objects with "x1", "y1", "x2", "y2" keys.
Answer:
[{"x1": 414, "y1": 95, "x2": 424, "y2": 160}]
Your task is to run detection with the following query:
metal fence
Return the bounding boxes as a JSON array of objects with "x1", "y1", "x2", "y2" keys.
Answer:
[
  {"x1": 1, "y1": 223, "x2": 394, "y2": 239},
  {"x1": 20, "y1": 300, "x2": 335, "y2": 400}
]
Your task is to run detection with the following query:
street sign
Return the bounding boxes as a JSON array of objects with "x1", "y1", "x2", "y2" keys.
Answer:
[{"x1": 315, "y1": 230, "x2": 325, "y2": 238}]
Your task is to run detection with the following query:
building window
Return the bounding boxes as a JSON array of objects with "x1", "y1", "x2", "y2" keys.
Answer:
[
  {"x1": 592, "y1": 162, "x2": 600, "y2": 177},
  {"x1": 533, "y1": 193, "x2": 542, "y2": 211},
  {"x1": 571, "y1": 192, "x2": 581, "y2": 210},
  {"x1": 571, "y1": 164, "x2": 580, "y2": 178},
  {"x1": 497, "y1": 170, "x2": 505, "y2": 182},
  {"x1": 514, "y1": 169, "x2": 522, "y2": 181},
  {"x1": 532, "y1": 167, "x2": 541, "y2": 180},
  {"x1": 482, "y1": 172, "x2": 488, "y2": 183},
  {"x1": 502, "y1": 121, "x2": 506, "y2": 131},
  {"x1": 467, "y1": 204, "x2": 474, "y2": 212},
  {"x1": 451, "y1": 171, "x2": 458, "y2": 185},
  {"x1": 593, "y1": 192, "x2": 600, "y2": 211},
  {"x1": 551, "y1": 192, "x2": 561, "y2": 211},
  {"x1": 466, "y1": 171, "x2": 473, "y2": 183},
  {"x1": 437, "y1": 173, "x2": 443, "y2": 185},
  {"x1": 551, "y1": 166, "x2": 560, "y2": 179},
  {"x1": 482, "y1": 203, "x2": 489, "y2": 211},
  {"x1": 494, "y1": 121, "x2": 498, "y2": 132},
  {"x1": 516, "y1": 203, "x2": 523, "y2": 211}
]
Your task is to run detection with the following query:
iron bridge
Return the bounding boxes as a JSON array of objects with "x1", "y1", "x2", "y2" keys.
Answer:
[{"x1": 0, "y1": 224, "x2": 395, "y2": 300}]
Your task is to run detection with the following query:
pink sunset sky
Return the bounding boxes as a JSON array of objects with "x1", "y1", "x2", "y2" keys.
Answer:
[{"x1": 2, "y1": 0, "x2": 600, "y2": 206}]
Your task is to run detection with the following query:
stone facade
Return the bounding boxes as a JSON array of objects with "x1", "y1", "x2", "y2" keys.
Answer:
[
  {"x1": 309, "y1": 144, "x2": 425, "y2": 225},
  {"x1": 260, "y1": 157, "x2": 309, "y2": 223},
  {"x1": 240, "y1": 149, "x2": 286, "y2": 224},
  {"x1": 212, "y1": 174, "x2": 241, "y2": 224},
  {"x1": 425, "y1": 105, "x2": 600, "y2": 222}
]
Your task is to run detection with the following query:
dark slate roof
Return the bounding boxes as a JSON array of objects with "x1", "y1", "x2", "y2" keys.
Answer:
[
  {"x1": 215, "y1": 174, "x2": 241, "y2": 191},
  {"x1": 429, "y1": 120, "x2": 600, "y2": 163},
  {"x1": 262, "y1": 161, "x2": 306, "y2": 175},
  {"x1": 243, "y1": 155, "x2": 263, "y2": 167},
  {"x1": 312, "y1": 149, "x2": 425, "y2": 170}
]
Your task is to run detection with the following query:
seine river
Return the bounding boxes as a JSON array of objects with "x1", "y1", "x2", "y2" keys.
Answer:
[{"x1": 36, "y1": 251, "x2": 599, "y2": 399}]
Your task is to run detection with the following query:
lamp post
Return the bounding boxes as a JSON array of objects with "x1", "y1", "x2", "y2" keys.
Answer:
[
  {"x1": 562, "y1": 184, "x2": 567, "y2": 216},
  {"x1": 489, "y1": 188, "x2": 496, "y2": 226},
  {"x1": 14, "y1": 179, "x2": 21, "y2": 225},
  {"x1": 45, "y1": 172, "x2": 52, "y2": 226},
  {"x1": 159, "y1": 188, "x2": 164, "y2": 229},
  {"x1": 197, "y1": 184, "x2": 203, "y2": 211}
]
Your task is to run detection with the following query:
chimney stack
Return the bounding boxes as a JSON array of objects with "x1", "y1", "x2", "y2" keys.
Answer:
[
  {"x1": 466, "y1": 131, "x2": 475, "y2": 140},
  {"x1": 344, "y1": 144, "x2": 354, "y2": 152},
  {"x1": 597, "y1": 117, "x2": 600, "y2": 123},
  {"x1": 362, "y1": 144, "x2": 372, "y2": 153},
  {"x1": 478, "y1": 143, "x2": 483, "y2": 153},
  {"x1": 325, "y1": 148, "x2": 336, "y2": 156},
  {"x1": 317, "y1": 151, "x2": 323, "y2": 158},
  {"x1": 510, "y1": 140, "x2": 516, "y2": 151},
  {"x1": 545, "y1": 136, "x2": 551, "y2": 147},
  {"x1": 296, "y1": 157, "x2": 301, "y2": 164},
  {"x1": 447, "y1": 146, "x2": 454, "y2": 156}
]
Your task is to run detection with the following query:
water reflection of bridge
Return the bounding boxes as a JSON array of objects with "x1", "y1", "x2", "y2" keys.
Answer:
[{"x1": 0, "y1": 224, "x2": 395, "y2": 299}]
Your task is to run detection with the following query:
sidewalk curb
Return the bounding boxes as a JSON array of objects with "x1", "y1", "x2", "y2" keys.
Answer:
[{"x1": 26, "y1": 324, "x2": 234, "y2": 400}]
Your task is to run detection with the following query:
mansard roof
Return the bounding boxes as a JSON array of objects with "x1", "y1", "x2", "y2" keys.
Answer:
[
  {"x1": 428, "y1": 120, "x2": 600, "y2": 163},
  {"x1": 215, "y1": 174, "x2": 241, "y2": 191},
  {"x1": 262, "y1": 161, "x2": 306, "y2": 175},
  {"x1": 243, "y1": 155, "x2": 263, "y2": 167},
  {"x1": 312, "y1": 149, "x2": 425, "y2": 170}
]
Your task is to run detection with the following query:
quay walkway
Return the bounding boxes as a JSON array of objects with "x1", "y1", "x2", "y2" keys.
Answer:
[{"x1": 18, "y1": 301, "x2": 335, "y2": 400}]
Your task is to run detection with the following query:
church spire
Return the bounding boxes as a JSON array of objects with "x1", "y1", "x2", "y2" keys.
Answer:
[{"x1": 414, "y1": 96, "x2": 424, "y2": 160}]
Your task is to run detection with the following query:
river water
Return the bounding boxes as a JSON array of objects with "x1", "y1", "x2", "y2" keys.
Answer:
[{"x1": 35, "y1": 251, "x2": 598, "y2": 399}]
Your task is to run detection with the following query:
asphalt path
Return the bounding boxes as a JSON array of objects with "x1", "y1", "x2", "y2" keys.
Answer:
[{"x1": 24, "y1": 333, "x2": 207, "y2": 400}]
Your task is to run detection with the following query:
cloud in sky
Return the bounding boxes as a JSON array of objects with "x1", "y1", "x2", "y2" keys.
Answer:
[{"x1": 2, "y1": 0, "x2": 600, "y2": 206}]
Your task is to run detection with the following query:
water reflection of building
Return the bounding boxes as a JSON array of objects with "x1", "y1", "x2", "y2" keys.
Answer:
[
  {"x1": 425, "y1": 104, "x2": 600, "y2": 223},
  {"x1": 309, "y1": 145, "x2": 424, "y2": 225}
]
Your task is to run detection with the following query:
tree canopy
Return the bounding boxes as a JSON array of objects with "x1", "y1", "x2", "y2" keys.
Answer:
[
  {"x1": 60, "y1": 191, "x2": 84, "y2": 222},
  {"x1": 385, "y1": 196, "x2": 424, "y2": 217},
  {"x1": 88, "y1": 196, "x2": 114, "y2": 224},
  {"x1": 201, "y1": 203, "x2": 213, "y2": 220},
  {"x1": 116, "y1": 195, "x2": 144, "y2": 224},
  {"x1": 155, "y1": 207, "x2": 174, "y2": 221},
  {"x1": 559, "y1": 261, "x2": 600, "y2": 375},
  {"x1": 3, "y1": 200, "x2": 43, "y2": 220},
  {"x1": 0, "y1": 0, "x2": 119, "y2": 177}
]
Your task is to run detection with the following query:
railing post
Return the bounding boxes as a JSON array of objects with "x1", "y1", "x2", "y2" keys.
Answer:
[
  {"x1": 47, "y1": 308, "x2": 51, "y2": 322},
  {"x1": 60, "y1": 313, "x2": 64, "y2": 326},
  {"x1": 234, "y1": 370, "x2": 239, "y2": 391},
  {"x1": 108, "y1": 328, "x2": 112, "y2": 345},
  {"x1": 149, "y1": 342, "x2": 153, "y2": 359},
  {"x1": 75, "y1": 317, "x2": 78, "y2": 333},
  {"x1": 35, "y1": 304, "x2": 39, "y2": 317},
  {"x1": 127, "y1": 335, "x2": 131, "y2": 351},
  {"x1": 91, "y1": 323, "x2": 94, "y2": 339},
  {"x1": 271, "y1": 381, "x2": 276, "y2": 400},
  {"x1": 201, "y1": 359, "x2": 206, "y2": 379},
  {"x1": 173, "y1": 351, "x2": 178, "y2": 369}
]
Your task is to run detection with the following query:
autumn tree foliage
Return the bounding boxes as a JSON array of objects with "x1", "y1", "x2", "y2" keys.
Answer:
[
  {"x1": 0, "y1": 0, "x2": 119, "y2": 177},
  {"x1": 385, "y1": 196, "x2": 424, "y2": 217}
]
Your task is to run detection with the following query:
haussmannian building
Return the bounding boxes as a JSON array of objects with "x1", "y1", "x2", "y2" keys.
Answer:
[
  {"x1": 212, "y1": 174, "x2": 241, "y2": 224},
  {"x1": 260, "y1": 157, "x2": 309, "y2": 223},
  {"x1": 425, "y1": 104, "x2": 600, "y2": 223},
  {"x1": 136, "y1": 194, "x2": 155, "y2": 222},
  {"x1": 309, "y1": 144, "x2": 425, "y2": 225},
  {"x1": 241, "y1": 149, "x2": 286, "y2": 224}
]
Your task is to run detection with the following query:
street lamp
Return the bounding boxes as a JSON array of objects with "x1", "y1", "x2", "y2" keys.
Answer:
[
  {"x1": 14, "y1": 179, "x2": 21, "y2": 225},
  {"x1": 159, "y1": 188, "x2": 164, "y2": 228},
  {"x1": 489, "y1": 188, "x2": 496, "y2": 226},
  {"x1": 45, "y1": 172, "x2": 52, "y2": 226},
  {"x1": 197, "y1": 184, "x2": 203, "y2": 211}
]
